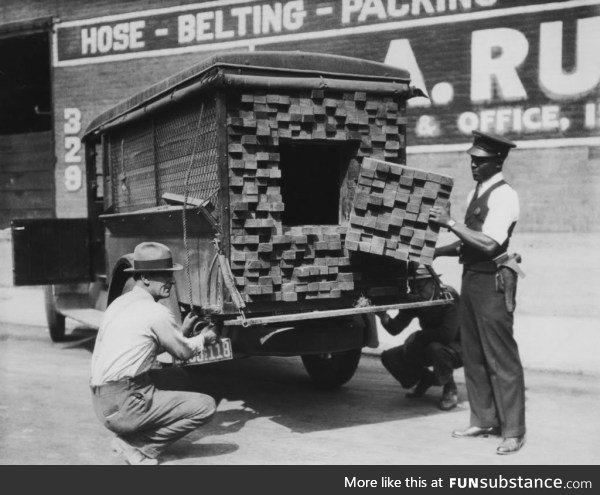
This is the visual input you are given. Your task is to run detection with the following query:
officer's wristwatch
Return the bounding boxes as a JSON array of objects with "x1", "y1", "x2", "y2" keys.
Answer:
[{"x1": 446, "y1": 219, "x2": 456, "y2": 229}]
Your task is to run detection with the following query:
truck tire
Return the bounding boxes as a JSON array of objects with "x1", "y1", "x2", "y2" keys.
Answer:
[
  {"x1": 44, "y1": 285, "x2": 66, "y2": 342},
  {"x1": 301, "y1": 348, "x2": 362, "y2": 389}
]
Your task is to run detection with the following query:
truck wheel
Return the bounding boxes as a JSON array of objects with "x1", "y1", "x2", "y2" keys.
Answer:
[
  {"x1": 44, "y1": 285, "x2": 66, "y2": 342},
  {"x1": 301, "y1": 348, "x2": 362, "y2": 389}
]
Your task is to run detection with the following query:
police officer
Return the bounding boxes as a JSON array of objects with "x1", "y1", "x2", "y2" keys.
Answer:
[
  {"x1": 377, "y1": 265, "x2": 462, "y2": 411},
  {"x1": 429, "y1": 131, "x2": 526, "y2": 455}
]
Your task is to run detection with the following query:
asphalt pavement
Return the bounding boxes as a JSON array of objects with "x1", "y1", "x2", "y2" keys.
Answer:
[{"x1": 1, "y1": 320, "x2": 599, "y2": 465}]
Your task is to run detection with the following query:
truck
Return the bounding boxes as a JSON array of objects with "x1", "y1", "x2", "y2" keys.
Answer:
[{"x1": 11, "y1": 51, "x2": 453, "y2": 389}]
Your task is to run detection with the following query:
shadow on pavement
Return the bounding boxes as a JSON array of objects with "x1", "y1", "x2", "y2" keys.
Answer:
[
  {"x1": 161, "y1": 442, "x2": 240, "y2": 464},
  {"x1": 186, "y1": 355, "x2": 465, "y2": 436},
  {"x1": 52, "y1": 327, "x2": 465, "y2": 441}
]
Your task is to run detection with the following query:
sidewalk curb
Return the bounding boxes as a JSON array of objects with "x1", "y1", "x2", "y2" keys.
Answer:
[{"x1": 1, "y1": 285, "x2": 599, "y2": 377}]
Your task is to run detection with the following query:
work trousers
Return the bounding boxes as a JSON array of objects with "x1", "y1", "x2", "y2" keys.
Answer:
[
  {"x1": 460, "y1": 270, "x2": 526, "y2": 438},
  {"x1": 381, "y1": 330, "x2": 462, "y2": 390},
  {"x1": 91, "y1": 367, "x2": 216, "y2": 459}
]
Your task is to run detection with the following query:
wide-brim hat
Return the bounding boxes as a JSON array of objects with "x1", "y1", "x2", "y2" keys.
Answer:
[
  {"x1": 124, "y1": 242, "x2": 183, "y2": 272},
  {"x1": 467, "y1": 131, "x2": 516, "y2": 158}
]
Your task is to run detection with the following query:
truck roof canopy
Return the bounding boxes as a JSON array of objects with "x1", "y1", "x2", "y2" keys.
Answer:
[{"x1": 84, "y1": 51, "x2": 412, "y2": 139}]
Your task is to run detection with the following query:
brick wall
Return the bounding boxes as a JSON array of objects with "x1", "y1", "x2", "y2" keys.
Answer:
[
  {"x1": 410, "y1": 146, "x2": 600, "y2": 233},
  {"x1": 0, "y1": 0, "x2": 200, "y2": 23}
]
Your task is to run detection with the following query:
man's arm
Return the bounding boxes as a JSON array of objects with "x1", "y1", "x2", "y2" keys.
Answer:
[
  {"x1": 429, "y1": 203, "x2": 500, "y2": 256},
  {"x1": 434, "y1": 240, "x2": 461, "y2": 258},
  {"x1": 152, "y1": 311, "x2": 207, "y2": 361},
  {"x1": 377, "y1": 310, "x2": 415, "y2": 336}
]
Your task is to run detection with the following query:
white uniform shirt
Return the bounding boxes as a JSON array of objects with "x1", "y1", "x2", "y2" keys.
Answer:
[
  {"x1": 90, "y1": 286, "x2": 179, "y2": 385},
  {"x1": 466, "y1": 172, "x2": 519, "y2": 245}
]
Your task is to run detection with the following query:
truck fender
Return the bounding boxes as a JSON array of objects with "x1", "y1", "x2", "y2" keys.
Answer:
[
  {"x1": 107, "y1": 253, "x2": 135, "y2": 305},
  {"x1": 360, "y1": 313, "x2": 379, "y2": 349}
]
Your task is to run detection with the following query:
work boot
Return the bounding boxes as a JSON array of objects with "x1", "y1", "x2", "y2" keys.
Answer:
[
  {"x1": 496, "y1": 436, "x2": 526, "y2": 455},
  {"x1": 111, "y1": 437, "x2": 158, "y2": 465},
  {"x1": 438, "y1": 382, "x2": 458, "y2": 411},
  {"x1": 452, "y1": 426, "x2": 501, "y2": 438},
  {"x1": 406, "y1": 370, "x2": 435, "y2": 398}
]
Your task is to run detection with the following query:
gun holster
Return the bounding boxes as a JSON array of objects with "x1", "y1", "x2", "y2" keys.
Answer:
[{"x1": 493, "y1": 253, "x2": 525, "y2": 314}]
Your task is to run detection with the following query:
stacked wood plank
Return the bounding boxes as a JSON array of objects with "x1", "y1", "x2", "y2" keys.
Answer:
[
  {"x1": 346, "y1": 158, "x2": 453, "y2": 266},
  {"x1": 227, "y1": 91, "x2": 407, "y2": 303},
  {"x1": 229, "y1": 225, "x2": 357, "y2": 303}
]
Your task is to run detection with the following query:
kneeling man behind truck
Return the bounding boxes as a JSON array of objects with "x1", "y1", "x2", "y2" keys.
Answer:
[
  {"x1": 377, "y1": 265, "x2": 462, "y2": 411},
  {"x1": 90, "y1": 242, "x2": 217, "y2": 465}
]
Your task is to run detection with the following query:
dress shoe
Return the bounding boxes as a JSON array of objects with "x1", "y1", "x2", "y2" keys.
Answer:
[
  {"x1": 111, "y1": 437, "x2": 159, "y2": 465},
  {"x1": 452, "y1": 426, "x2": 501, "y2": 438},
  {"x1": 438, "y1": 386, "x2": 458, "y2": 411},
  {"x1": 406, "y1": 370, "x2": 435, "y2": 398},
  {"x1": 496, "y1": 436, "x2": 526, "y2": 455}
]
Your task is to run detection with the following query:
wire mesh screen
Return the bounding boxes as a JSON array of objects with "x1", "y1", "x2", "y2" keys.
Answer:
[
  {"x1": 155, "y1": 99, "x2": 219, "y2": 213},
  {"x1": 109, "y1": 120, "x2": 156, "y2": 212},
  {"x1": 107, "y1": 97, "x2": 220, "y2": 215}
]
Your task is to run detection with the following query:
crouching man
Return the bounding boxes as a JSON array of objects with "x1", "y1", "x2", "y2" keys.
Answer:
[
  {"x1": 377, "y1": 265, "x2": 462, "y2": 410},
  {"x1": 90, "y1": 242, "x2": 217, "y2": 465}
]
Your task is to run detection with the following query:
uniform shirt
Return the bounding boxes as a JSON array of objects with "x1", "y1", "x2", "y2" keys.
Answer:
[
  {"x1": 466, "y1": 172, "x2": 519, "y2": 245},
  {"x1": 90, "y1": 286, "x2": 179, "y2": 386}
]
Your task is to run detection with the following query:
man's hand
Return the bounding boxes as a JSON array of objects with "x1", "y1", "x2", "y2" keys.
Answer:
[
  {"x1": 182, "y1": 312, "x2": 200, "y2": 337},
  {"x1": 200, "y1": 322, "x2": 221, "y2": 346},
  {"x1": 376, "y1": 312, "x2": 390, "y2": 326},
  {"x1": 429, "y1": 201, "x2": 453, "y2": 227}
]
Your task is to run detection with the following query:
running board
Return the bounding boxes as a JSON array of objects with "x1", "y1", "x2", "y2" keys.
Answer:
[
  {"x1": 54, "y1": 292, "x2": 104, "y2": 329},
  {"x1": 60, "y1": 308, "x2": 103, "y2": 329}
]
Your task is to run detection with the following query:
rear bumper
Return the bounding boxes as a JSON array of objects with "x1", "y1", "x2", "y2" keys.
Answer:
[
  {"x1": 223, "y1": 315, "x2": 367, "y2": 357},
  {"x1": 221, "y1": 297, "x2": 452, "y2": 357},
  {"x1": 223, "y1": 298, "x2": 451, "y2": 327}
]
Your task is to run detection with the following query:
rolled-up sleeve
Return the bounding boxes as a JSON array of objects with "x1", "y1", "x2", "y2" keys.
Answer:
[
  {"x1": 150, "y1": 306, "x2": 204, "y2": 360},
  {"x1": 150, "y1": 307, "x2": 185, "y2": 351},
  {"x1": 481, "y1": 186, "x2": 520, "y2": 245},
  {"x1": 384, "y1": 309, "x2": 417, "y2": 336}
]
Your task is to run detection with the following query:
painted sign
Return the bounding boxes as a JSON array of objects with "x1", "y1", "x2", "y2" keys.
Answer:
[
  {"x1": 53, "y1": 0, "x2": 600, "y2": 171},
  {"x1": 54, "y1": 0, "x2": 558, "y2": 65},
  {"x1": 376, "y1": 2, "x2": 600, "y2": 146}
]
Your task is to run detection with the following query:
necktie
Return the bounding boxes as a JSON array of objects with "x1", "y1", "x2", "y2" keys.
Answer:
[{"x1": 467, "y1": 183, "x2": 480, "y2": 209}]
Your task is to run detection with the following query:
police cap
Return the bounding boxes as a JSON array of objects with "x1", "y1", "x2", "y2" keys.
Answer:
[{"x1": 467, "y1": 131, "x2": 516, "y2": 159}]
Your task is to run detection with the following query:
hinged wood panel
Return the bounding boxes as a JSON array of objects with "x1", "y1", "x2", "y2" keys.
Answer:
[{"x1": 11, "y1": 218, "x2": 91, "y2": 285}]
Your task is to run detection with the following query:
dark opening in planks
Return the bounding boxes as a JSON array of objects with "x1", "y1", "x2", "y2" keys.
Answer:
[{"x1": 280, "y1": 141, "x2": 352, "y2": 226}]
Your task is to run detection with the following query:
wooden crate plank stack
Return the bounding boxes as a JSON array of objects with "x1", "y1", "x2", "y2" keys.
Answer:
[
  {"x1": 226, "y1": 91, "x2": 407, "y2": 303},
  {"x1": 346, "y1": 157, "x2": 453, "y2": 266}
]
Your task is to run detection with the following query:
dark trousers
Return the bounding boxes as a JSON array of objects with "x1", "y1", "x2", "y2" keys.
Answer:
[
  {"x1": 460, "y1": 270, "x2": 526, "y2": 438},
  {"x1": 381, "y1": 330, "x2": 462, "y2": 390},
  {"x1": 91, "y1": 367, "x2": 216, "y2": 459}
]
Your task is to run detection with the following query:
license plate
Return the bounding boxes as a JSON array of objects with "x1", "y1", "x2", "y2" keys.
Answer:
[{"x1": 177, "y1": 338, "x2": 233, "y2": 366}]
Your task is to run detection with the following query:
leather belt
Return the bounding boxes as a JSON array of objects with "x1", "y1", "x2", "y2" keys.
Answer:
[{"x1": 90, "y1": 372, "x2": 151, "y2": 393}]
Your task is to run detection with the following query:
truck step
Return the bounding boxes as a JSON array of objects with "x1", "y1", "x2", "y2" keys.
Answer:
[{"x1": 60, "y1": 308, "x2": 103, "y2": 329}]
